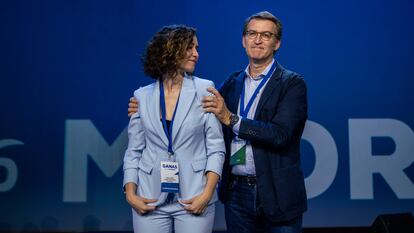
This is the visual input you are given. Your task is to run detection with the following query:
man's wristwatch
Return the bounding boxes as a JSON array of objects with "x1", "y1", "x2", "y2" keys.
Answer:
[{"x1": 229, "y1": 113, "x2": 239, "y2": 128}]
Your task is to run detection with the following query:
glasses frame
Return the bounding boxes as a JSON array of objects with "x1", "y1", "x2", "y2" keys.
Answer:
[{"x1": 245, "y1": 30, "x2": 276, "y2": 41}]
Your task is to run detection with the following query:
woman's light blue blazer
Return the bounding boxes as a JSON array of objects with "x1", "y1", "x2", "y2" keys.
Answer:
[{"x1": 123, "y1": 75, "x2": 225, "y2": 206}]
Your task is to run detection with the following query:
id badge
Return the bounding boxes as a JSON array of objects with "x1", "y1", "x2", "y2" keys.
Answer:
[
  {"x1": 230, "y1": 138, "x2": 246, "y2": 166},
  {"x1": 160, "y1": 161, "x2": 180, "y2": 193}
]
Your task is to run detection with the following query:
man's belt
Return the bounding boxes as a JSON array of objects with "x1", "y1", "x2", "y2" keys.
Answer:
[{"x1": 232, "y1": 174, "x2": 257, "y2": 185}]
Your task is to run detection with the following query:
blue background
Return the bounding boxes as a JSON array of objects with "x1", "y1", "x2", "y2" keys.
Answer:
[{"x1": 1, "y1": 0, "x2": 413, "y2": 231}]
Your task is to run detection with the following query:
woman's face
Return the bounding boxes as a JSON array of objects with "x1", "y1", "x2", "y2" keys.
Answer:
[{"x1": 178, "y1": 36, "x2": 199, "y2": 74}]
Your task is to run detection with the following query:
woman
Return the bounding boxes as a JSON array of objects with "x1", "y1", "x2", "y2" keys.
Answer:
[{"x1": 123, "y1": 25, "x2": 225, "y2": 233}]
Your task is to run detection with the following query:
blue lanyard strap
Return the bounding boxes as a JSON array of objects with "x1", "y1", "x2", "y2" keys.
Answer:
[
  {"x1": 160, "y1": 81, "x2": 180, "y2": 155},
  {"x1": 240, "y1": 62, "x2": 277, "y2": 117}
]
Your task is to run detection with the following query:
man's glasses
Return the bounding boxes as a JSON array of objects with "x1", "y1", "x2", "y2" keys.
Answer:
[{"x1": 245, "y1": 30, "x2": 276, "y2": 41}]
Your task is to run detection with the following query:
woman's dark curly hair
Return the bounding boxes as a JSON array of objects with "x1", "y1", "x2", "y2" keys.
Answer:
[{"x1": 142, "y1": 25, "x2": 197, "y2": 80}]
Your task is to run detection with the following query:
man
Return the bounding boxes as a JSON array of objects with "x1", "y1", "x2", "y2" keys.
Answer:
[
  {"x1": 129, "y1": 11, "x2": 307, "y2": 233},
  {"x1": 201, "y1": 11, "x2": 307, "y2": 233}
]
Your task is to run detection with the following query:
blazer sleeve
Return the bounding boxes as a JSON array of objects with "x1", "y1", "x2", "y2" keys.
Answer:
[
  {"x1": 202, "y1": 81, "x2": 226, "y2": 178},
  {"x1": 238, "y1": 76, "x2": 308, "y2": 149},
  {"x1": 123, "y1": 89, "x2": 146, "y2": 189}
]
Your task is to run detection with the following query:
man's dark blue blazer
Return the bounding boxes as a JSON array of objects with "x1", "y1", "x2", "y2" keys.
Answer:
[{"x1": 218, "y1": 61, "x2": 308, "y2": 222}]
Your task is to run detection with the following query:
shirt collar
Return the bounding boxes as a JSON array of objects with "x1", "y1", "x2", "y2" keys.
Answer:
[{"x1": 244, "y1": 59, "x2": 275, "y2": 80}]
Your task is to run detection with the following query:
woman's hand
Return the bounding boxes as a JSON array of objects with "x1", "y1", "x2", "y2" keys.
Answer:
[
  {"x1": 125, "y1": 182, "x2": 157, "y2": 214},
  {"x1": 181, "y1": 191, "x2": 213, "y2": 215},
  {"x1": 126, "y1": 193, "x2": 157, "y2": 214},
  {"x1": 181, "y1": 171, "x2": 219, "y2": 215}
]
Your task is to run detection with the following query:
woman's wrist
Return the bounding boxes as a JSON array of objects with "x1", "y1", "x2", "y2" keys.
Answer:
[
  {"x1": 126, "y1": 191, "x2": 136, "y2": 197},
  {"x1": 125, "y1": 192, "x2": 137, "y2": 203},
  {"x1": 124, "y1": 183, "x2": 138, "y2": 201},
  {"x1": 202, "y1": 186, "x2": 215, "y2": 199},
  {"x1": 203, "y1": 171, "x2": 219, "y2": 199}
]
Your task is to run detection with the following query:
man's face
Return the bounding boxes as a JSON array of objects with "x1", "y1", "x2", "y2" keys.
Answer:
[
  {"x1": 178, "y1": 36, "x2": 199, "y2": 74},
  {"x1": 242, "y1": 19, "x2": 280, "y2": 63}
]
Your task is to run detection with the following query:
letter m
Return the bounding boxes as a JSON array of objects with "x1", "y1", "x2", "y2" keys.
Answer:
[{"x1": 63, "y1": 120, "x2": 127, "y2": 202}]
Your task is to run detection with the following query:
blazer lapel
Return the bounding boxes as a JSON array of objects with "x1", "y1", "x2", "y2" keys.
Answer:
[
  {"x1": 253, "y1": 62, "x2": 283, "y2": 119},
  {"x1": 229, "y1": 72, "x2": 245, "y2": 113},
  {"x1": 171, "y1": 76, "x2": 195, "y2": 141},
  {"x1": 149, "y1": 81, "x2": 169, "y2": 147}
]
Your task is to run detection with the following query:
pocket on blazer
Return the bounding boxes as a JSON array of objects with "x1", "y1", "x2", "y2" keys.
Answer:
[
  {"x1": 138, "y1": 159, "x2": 154, "y2": 174},
  {"x1": 272, "y1": 165, "x2": 306, "y2": 212},
  {"x1": 191, "y1": 158, "x2": 207, "y2": 172}
]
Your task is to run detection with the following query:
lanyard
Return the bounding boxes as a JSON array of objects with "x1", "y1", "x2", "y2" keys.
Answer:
[
  {"x1": 160, "y1": 81, "x2": 180, "y2": 155},
  {"x1": 239, "y1": 62, "x2": 277, "y2": 117}
]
